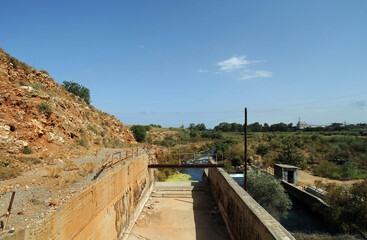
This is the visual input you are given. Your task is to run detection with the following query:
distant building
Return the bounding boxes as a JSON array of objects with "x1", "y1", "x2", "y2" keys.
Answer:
[
  {"x1": 330, "y1": 122, "x2": 345, "y2": 128},
  {"x1": 297, "y1": 121, "x2": 308, "y2": 130}
]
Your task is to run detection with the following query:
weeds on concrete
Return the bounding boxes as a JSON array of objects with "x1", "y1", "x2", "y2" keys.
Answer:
[
  {"x1": 46, "y1": 166, "x2": 63, "y2": 178},
  {"x1": 77, "y1": 162, "x2": 96, "y2": 177}
]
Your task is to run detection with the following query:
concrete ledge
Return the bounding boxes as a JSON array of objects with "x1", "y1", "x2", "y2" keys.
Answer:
[
  {"x1": 1, "y1": 155, "x2": 154, "y2": 240},
  {"x1": 281, "y1": 181, "x2": 329, "y2": 217},
  {"x1": 207, "y1": 167, "x2": 295, "y2": 240}
]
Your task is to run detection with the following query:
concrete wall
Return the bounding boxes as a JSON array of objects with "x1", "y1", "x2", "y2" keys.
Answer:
[
  {"x1": 3, "y1": 155, "x2": 154, "y2": 240},
  {"x1": 281, "y1": 181, "x2": 329, "y2": 217},
  {"x1": 207, "y1": 167, "x2": 295, "y2": 240}
]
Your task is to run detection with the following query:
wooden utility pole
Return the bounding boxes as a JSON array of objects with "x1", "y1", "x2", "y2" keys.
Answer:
[{"x1": 244, "y1": 107, "x2": 248, "y2": 191}]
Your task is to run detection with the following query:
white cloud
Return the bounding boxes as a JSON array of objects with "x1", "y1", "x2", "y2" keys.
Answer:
[
  {"x1": 217, "y1": 55, "x2": 251, "y2": 71},
  {"x1": 198, "y1": 68, "x2": 208, "y2": 73},
  {"x1": 239, "y1": 70, "x2": 272, "y2": 80},
  {"x1": 216, "y1": 55, "x2": 272, "y2": 80}
]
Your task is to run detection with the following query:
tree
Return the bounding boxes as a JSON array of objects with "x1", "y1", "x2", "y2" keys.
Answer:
[
  {"x1": 269, "y1": 122, "x2": 288, "y2": 132},
  {"x1": 214, "y1": 122, "x2": 234, "y2": 132},
  {"x1": 249, "y1": 122, "x2": 262, "y2": 132},
  {"x1": 248, "y1": 168, "x2": 292, "y2": 217},
  {"x1": 195, "y1": 123, "x2": 206, "y2": 131},
  {"x1": 263, "y1": 123, "x2": 269, "y2": 132},
  {"x1": 275, "y1": 139, "x2": 305, "y2": 167},
  {"x1": 130, "y1": 125, "x2": 147, "y2": 142},
  {"x1": 62, "y1": 81, "x2": 91, "y2": 104}
]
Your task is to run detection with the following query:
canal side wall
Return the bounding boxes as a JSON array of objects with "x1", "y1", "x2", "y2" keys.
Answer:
[
  {"x1": 2, "y1": 155, "x2": 154, "y2": 240},
  {"x1": 207, "y1": 167, "x2": 295, "y2": 240},
  {"x1": 281, "y1": 181, "x2": 329, "y2": 217}
]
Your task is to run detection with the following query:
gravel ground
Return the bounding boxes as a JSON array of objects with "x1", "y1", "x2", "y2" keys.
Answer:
[{"x1": 0, "y1": 147, "x2": 148, "y2": 234}]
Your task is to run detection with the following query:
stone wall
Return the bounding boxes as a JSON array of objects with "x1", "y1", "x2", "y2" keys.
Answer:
[
  {"x1": 2, "y1": 155, "x2": 154, "y2": 240},
  {"x1": 207, "y1": 167, "x2": 295, "y2": 240}
]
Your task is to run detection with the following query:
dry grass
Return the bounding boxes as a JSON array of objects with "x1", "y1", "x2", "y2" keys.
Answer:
[
  {"x1": 77, "y1": 162, "x2": 96, "y2": 177},
  {"x1": 46, "y1": 166, "x2": 63, "y2": 178},
  {"x1": 58, "y1": 172, "x2": 80, "y2": 185},
  {"x1": 0, "y1": 166, "x2": 22, "y2": 180},
  {"x1": 63, "y1": 159, "x2": 79, "y2": 171}
]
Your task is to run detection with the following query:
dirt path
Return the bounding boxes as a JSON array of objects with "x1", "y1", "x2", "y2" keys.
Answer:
[{"x1": 297, "y1": 170, "x2": 361, "y2": 187}]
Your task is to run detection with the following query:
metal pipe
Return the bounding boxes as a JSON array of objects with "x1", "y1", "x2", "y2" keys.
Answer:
[
  {"x1": 4, "y1": 192, "x2": 15, "y2": 230},
  {"x1": 244, "y1": 107, "x2": 248, "y2": 191}
]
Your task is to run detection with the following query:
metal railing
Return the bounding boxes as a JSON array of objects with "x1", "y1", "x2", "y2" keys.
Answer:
[
  {"x1": 148, "y1": 152, "x2": 224, "y2": 168},
  {"x1": 92, "y1": 148, "x2": 140, "y2": 180}
]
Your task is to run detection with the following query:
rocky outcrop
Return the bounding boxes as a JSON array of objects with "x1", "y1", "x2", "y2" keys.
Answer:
[{"x1": 0, "y1": 47, "x2": 135, "y2": 153}]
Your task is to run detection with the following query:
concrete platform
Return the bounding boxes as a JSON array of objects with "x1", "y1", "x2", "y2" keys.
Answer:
[{"x1": 126, "y1": 182, "x2": 230, "y2": 240}]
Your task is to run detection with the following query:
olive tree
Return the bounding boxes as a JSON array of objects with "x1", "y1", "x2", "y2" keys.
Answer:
[{"x1": 248, "y1": 168, "x2": 292, "y2": 217}]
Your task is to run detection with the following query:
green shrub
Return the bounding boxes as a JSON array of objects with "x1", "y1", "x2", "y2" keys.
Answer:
[
  {"x1": 248, "y1": 168, "x2": 292, "y2": 217},
  {"x1": 256, "y1": 144, "x2": 269, "y2": 157},
  {"x1": 324, "y1": 180, "x2": 367, "y2": 232},
  {"x1": 22, "y1": 147, "x2": 33, "y2": 154},
  {"x1": 313, "y1": 161, "x2": 339, "y2": 178},
  {"x1": 130, "y1": 125, "x2": 147, "y2": 142},
  {"x1": 31, "y1": 82, "x2": 44, "y2": 91},
  {"x1": 37, "y1": 101, "x2": 52, "y2": 116},
  {"x1": 62, "y1": 81, "x2": 91, "y2": 104}
]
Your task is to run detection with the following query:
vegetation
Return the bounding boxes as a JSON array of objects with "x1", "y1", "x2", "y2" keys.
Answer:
[
  {"x1": 39, "y1": 69, "x2": 49, "y2": 75},
  {"x1": 62, "y1": 81, "x2": 91, "y2": 104},
  {"x1": 7, "y1": 55, "x2": 32, "y2": 73},
  {"x1": 22, "y1": 146, "x2": 33, "y2": 154},
  {"x1": 130, "y1": 125, "x2": 148, "y2": 142},
  {"x1": 0, "y1": 155, "x2": 22, "y2": 180},
  {"x1": 37, "y1": 101, "x2": 52, "y2": 116},
  {"x1": 0, "y1": 166, "x2": 22, "y2": 180},
  {"x1": 212, "y1": 130, "x2": 367, "y2": 180},
  {"x1": 323, "y1": 180, "x2": 367, "y2": 233},
  {"x1": 76, "y1": 128, "x2": 89, "y2": 148},
  {"x1": 248, "y1": 168, "x2": 292, "y2": 217}
]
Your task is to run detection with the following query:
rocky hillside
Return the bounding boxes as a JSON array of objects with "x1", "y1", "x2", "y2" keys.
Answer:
[{"x1": 0, "y1": 47, "x2": 135, "y2": 154}]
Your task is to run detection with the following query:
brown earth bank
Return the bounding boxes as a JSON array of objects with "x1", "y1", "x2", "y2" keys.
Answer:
[
  {"x1": 0, "y1": 47, "x2": 141, "y2": 234},
  {"x1": 0, "y1": 47, "x2": 135, "y2": 156}
]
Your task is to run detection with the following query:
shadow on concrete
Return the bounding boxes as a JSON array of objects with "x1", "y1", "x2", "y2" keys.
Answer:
[{"x1": 190, "y1": 182, "x2": 230, "y2": 240}]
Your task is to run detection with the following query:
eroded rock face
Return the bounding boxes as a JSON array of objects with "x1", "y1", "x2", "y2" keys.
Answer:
[{"x1": 0, "y1": 47, "x2": 136, "y2": 153}]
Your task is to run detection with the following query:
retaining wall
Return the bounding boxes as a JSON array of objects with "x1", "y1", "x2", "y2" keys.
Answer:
[
  {"x1": 207, "y1": 167, "x2": 295, "y2": 240},
  {"x1": 281, "y1": 181, "x2": 329, "y2": 217},
  {"x1": 3, "y1": 154, "x2": 154, "y2": 240}
]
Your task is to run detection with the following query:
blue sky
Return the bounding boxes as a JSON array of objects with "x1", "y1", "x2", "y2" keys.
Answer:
[{"x1": 1, "y1": 1, "x2": 366, "y2": 127}]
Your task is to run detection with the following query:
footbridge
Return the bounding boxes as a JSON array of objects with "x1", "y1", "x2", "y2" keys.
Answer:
[{"x1": 1, "y1": 150, "x2": 294, "y2": 240}]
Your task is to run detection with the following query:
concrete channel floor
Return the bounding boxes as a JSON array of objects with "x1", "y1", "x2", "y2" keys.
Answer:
[{"x1": 126, "y1": 182, "x2": 230, "y2": 240}]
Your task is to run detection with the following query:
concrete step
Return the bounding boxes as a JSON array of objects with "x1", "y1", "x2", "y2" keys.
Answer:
[
  {"x1": 154, "y1": 182, "x2": 208, "y2": 191},
  {"x1": 151, "y1": 193, "x2": 194, "y2": 198}
]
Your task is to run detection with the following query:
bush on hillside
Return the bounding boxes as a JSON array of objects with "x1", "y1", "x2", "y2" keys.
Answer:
[
  {"x1": 62, "y1": 81, "x2": 91, "y2": 104},
  {"x1": 37, "y1": 101, "x2": 52, "y2": 116},
  {"x1": 324, "y1": 180, "x2": 367, "y2": 233},
  {"x1": 130, "y1": 125, "x2": 147, "y2": 142}
]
